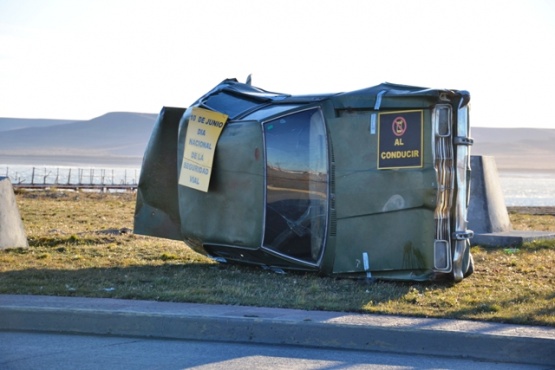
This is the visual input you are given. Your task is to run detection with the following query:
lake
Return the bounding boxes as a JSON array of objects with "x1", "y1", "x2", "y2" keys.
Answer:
[{"x1": 499, "y1": 172, "x2": 555, "y2": 207}]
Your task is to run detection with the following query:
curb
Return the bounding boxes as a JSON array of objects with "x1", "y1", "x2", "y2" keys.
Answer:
[{"x1": 1, "y1": 295, "x2": 554, "y2": 366}]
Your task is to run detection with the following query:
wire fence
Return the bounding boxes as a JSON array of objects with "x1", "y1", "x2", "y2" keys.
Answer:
[{"x1": 2, "y1": 165, "x2": 140, "y2": 190}]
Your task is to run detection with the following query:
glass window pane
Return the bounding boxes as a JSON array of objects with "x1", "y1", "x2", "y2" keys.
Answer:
[
  {"x1": 203, "y1": 92, "x2": 259, "y2": 119},
  {"x1": 263, "y1": 108, "x2": 328, "y2": 264},
  {"x1": 241, "y1": 104, "x2": 301, "y2": 121}
]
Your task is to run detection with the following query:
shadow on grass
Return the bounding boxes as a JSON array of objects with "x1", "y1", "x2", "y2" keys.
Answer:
[
  {"x1": 0, "y1": 262, "x2": 414, "y2": 309},
  {"x1": 1, "y1": 258, "x2": 553, "y2": 327}
]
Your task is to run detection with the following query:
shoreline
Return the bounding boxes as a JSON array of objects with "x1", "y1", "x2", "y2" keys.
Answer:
[
  {"x1": 8, "y1": 185, "x2": 555, "y2": 215},
  {"x1": 0, "y1": 155, "x2": 143, "y2": 168},
  {"x1": 3, "y1": 157, "x2": 554, "y2": 208},
  {"x1": 2, "y1": 156, "x2": 554, "y2": 174}
]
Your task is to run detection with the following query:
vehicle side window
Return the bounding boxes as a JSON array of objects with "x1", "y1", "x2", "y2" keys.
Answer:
[{"x1": 263, "y1": 109, "x2": 328, "y2": 264}]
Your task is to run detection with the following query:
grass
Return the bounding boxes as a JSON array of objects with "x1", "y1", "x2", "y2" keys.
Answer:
[{"x1": 1, "y1": 190, "x2": 554, "y2": 327}]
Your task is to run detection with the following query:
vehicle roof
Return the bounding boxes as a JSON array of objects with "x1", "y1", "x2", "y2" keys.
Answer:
[{"x1": 193, "y1": 78, "x2": 470, "y2": 119}]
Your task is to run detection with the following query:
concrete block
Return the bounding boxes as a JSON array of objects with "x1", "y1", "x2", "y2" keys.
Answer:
[
  {"x1": 0, "y1": 177, "x2": 28, "y2": 249},
  {"x1": 467, "y1": 156, "x2": 555, "y2": 247},
  {"x1": 468, "y1": 155, "x2": 512, "y2": 234},
  {"x1": 471, "y1": 230, "x2": 555, "y2": 247}
]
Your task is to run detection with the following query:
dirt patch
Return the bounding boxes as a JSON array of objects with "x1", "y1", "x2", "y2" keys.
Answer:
[{"x1": 508, "y1": 206, "x2": 555, "y2": 215}]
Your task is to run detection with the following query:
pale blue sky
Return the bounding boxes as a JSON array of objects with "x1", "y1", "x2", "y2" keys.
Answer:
[{"x1": 1, "y1": 0, "x2": 554, "y2": 128}]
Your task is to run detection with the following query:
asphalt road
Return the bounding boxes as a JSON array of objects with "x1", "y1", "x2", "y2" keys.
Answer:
[{"x1": 0, "y1": 331, "x2": 547, "y2": 370}]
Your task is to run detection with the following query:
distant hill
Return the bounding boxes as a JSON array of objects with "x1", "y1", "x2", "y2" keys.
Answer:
[
  {"x1": 0, "y1": 112, "x2": 553, "y2": 172},
  {"x1": 0, "y1": 118, "x2": 84, "y2": 132},
  {"x1": 472, "y1": 127, "x2": 555, "y2": 172},
  {"x1": 0, "y1": 112, "x2": 158, "y2": 166}
]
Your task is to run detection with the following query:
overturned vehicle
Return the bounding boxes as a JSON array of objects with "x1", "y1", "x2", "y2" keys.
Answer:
[{"x1": 134, "y1": 78, "x2": 474, "y2": 282}]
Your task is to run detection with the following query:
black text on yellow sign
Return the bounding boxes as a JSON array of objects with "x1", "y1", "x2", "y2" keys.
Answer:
[
  {"x1": 179, "y1": 107, "x2": 228, "y2": 192},
  {"x1": 377, "y1": 110, "x2": 423, "y2": 169}
]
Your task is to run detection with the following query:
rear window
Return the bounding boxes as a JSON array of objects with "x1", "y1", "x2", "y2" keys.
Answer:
[{"x1": 263, "y1": 108, "x2": 329, "y2": 264}]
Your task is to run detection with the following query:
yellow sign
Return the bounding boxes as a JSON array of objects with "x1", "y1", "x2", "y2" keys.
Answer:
[{"x1": 178, "y1": 107, "x2": 228, "y2": 192}]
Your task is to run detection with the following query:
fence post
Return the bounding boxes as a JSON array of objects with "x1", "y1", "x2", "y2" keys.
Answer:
[{"x1": 31, "y1": 167, "x2": 35, "y2": 185}]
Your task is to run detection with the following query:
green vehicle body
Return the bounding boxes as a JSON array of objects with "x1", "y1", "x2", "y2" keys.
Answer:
[{"x1": 134, "y1": 79, "x2": 474, "y2": 281}]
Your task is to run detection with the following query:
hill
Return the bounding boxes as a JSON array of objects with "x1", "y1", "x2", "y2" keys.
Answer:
[
  {"x1": 0, "y1": 112, "x2": 553, "y2": 172},
  {"x1": 0, "y1": 112, "x2": 157, "y2": 166},
  {"x1": 471, "y1": 127, "x2": 555, "y2": 172},
  {"x1": 0, "y1": 118, "x2": 84, "y2": 132}
]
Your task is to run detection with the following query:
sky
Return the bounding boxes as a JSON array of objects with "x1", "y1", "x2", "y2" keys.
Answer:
[{"x1": 1, "y1": 0, "x2": 554, "y2": 128}]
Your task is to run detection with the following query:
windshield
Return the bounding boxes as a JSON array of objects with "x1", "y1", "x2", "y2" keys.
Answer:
[{"x1": 263, "y1": 108, "x2": 329, "y2": 264}]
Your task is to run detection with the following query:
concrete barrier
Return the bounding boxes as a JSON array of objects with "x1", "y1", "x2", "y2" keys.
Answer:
[
  {"x1": 468, "y1": 155, "x2": 512, "y2": 234},
  {"x1": 0, "y1": 177, "x2": 28, "y2": 249},
  {"x1": 468, "y1": 156, "x2": 555, "y2": 246}
]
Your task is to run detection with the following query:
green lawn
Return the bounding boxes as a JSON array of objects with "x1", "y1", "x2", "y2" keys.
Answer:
[{"x1": 1, "y1": 190, "x2": 553, "y2": 327}]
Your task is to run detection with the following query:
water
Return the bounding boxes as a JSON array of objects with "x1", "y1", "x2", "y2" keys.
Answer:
[
  {"x1": 2, "y1": 164, "x2": 555, "y2": 206},
  {"x1": 499, "y1": 172, "x2": 555, "y2": 207}
]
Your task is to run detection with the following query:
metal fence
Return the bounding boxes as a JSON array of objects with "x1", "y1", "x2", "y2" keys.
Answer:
[{"x1": 2, "y1": 165, "x2": 140, "y2": 191}]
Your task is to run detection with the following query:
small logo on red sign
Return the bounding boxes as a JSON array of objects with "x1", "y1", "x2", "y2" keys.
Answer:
[{"x1": 392, "y1": 117, "x2": 407, "y2": 136}]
